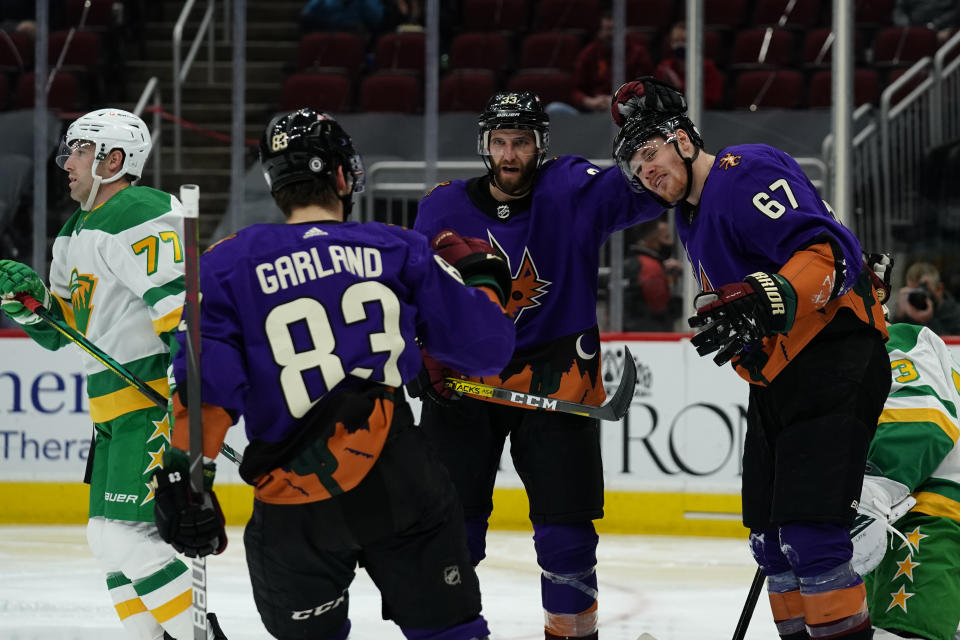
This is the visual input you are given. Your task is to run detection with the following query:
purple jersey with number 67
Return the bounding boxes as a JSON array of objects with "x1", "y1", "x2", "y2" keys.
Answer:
[
  {"x1": 172, "y1": 220, "x2": 514, "y2": 444},
  {"x1": 677, "y1": 143, "x2": 863, "y2": 294}
]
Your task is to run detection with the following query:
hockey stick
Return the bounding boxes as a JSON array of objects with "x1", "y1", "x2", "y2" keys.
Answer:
[
  {"x1": 181, "y1": 184, "x2": 208, "y2": 640},
  {"x1": 444, "y1": 345, "x2": 637, "y2": 421},
  {"x1": 732, "y1": 567, "x2": 765, "y2": 640},
  {"x1": 13, "y1": 292, "x2": 243, "y2": 466}
]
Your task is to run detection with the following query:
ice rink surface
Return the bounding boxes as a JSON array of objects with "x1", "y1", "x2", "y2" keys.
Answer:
[{"x1": 0, "y1": 525, "x2": 775, "y2": 640}]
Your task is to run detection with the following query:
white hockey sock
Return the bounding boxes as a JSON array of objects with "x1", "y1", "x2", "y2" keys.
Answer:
[
  {"x1": 132, "y1": 558, "x2": 194, "y2": 640},
  {"x1": 106, "y1": 572, "x2": 165, "y2": 640}
]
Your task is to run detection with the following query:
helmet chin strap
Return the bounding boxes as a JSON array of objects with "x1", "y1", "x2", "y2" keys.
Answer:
[
  {"x1": 83, "y1": 175, "x2": 103, "y2": 211},
  {"x1": 670, "y1": 138, "x2": 700, "y2": 205}
]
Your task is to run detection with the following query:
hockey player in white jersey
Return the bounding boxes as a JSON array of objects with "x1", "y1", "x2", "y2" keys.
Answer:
[
  {"x1": 852, "y1": 322, "x2": 960, "y2": 640},
  {"x1": 0, "y1": 108, "x2": 223, "y2": 639}
]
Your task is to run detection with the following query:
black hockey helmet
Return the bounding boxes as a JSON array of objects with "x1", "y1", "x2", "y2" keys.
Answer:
[
  {"x1": 259, "y1": 108, "x2": 366, "y2": 198},
  {"x1": 612, "y1": 84, "x2": 703, "y2": 205},
  {"x1": 477, "y1": 91, "x2": 550, "y2": 168}
]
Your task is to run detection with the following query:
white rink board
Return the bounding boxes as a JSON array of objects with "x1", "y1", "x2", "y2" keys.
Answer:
[{"x1": 1, "y1": 334, "x2": 928, "y2": 491}]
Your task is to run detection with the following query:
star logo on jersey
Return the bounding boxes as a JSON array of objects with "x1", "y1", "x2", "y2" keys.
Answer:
[
  {"x1": 718, "y1": 153, "x2": 742, "y2": 170},
  {"x1": 147, "y1": 415, "x2": 172, "y2": 444},
  {"x1": 487, "y1": 233, "x2": 550, "y2": 321},
  {"x1": 885, "y1": 585, "x2": 914, "y2": 613},
  {"x1": 68, "y1": 269, "x2": 98, "y2": 335},
  {"x1": 898, "y1": 526, "x2": 927, "y2": 552},
  {"x1": 144, "y1": 444, "x2": 165, "y2": 476},
  {"x1": 893, "y1": 554, "x2": 920, "y2": 581}
]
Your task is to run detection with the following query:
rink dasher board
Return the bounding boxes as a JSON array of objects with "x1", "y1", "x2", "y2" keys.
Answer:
[{"x1": 3, "y1": 332, "x2": 937, "y2": 536}]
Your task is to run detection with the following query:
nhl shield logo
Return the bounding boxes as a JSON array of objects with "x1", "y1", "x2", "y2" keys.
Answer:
[
  {"x1": 443, "y1": 565, "x2": 462, "y2": 585},
  {"x1": 496, "y1": 204, "x2": 510, "y2": 219}
]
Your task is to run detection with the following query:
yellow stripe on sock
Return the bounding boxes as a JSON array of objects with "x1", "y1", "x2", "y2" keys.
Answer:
[
  {"x1": 152, "y1": 589, "x2": 192, "y2": 623},
  {"x1": 114, "y1": 597, "x2": 147, "y2": 620}
]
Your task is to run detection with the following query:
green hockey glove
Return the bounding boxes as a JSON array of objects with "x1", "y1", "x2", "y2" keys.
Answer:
[{"x1": 0, "y1": 259, "x2": 51, "y2": 324}]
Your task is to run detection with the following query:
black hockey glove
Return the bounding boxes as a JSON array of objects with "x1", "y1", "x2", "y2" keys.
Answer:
[
  {"x1": 688, "y1": 272, "x2": 796, "y2": 366},
  {"x1": 406, "y1": 348, "x2": 465, "y2": 406},
  {"x1": 151, "y1": 448, "x2": 227, "y2": 558},
  {"x1": 611, "y1": 76, "x2": 687, "y2": 127}
]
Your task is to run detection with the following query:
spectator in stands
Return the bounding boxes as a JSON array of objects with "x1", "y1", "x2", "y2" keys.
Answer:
[
  {"x1": 623, "y1": 214, "x2": 683, "y2": 331},
  {"x1": 893, "y1": 0, "x2": 959, "y2": 44},
  {"x1": 653, "y1": 22, "x2": 724, "y2": 110},
  {"x1": 300, "y1": 0, "x2": 386, "y2": 34},
  {"x1": 893, "y1": 260, "x2": 960, "y2": 335},
  {"x1": 570, "y1": 10, "x2": 653, "y2": 113}
]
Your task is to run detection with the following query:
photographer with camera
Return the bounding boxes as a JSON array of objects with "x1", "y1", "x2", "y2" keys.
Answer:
[{"x1": 893, "y1": 261, "x2": 960, "y2": 336}]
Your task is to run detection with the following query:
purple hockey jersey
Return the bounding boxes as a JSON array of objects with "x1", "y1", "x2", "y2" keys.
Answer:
[
  {"x1": 414, "y1": 156, "x2": 661, "y2": 403},
  {"x1": 173, "y1": 220, "x2": 514, "y2": 444},
  {"x1": 677, "y1": 143, "x2": 862, "y2": 294}
]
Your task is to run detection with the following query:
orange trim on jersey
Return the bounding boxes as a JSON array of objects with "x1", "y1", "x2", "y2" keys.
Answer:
[
  {"x1": 734, "y1": 244, "x2": 888, "y2": 385},
  {"x1": 470, "y1": 358, "x2": 606, "y2": 407},
  {"x1": 114, "y1": 596, "x2": 148, "y2": 620},
  {"x1": 769, "y1": 589, "x2": 804, "y2": 622},
  {"x1": 171, "y1": 392, "x2": 234, "y2": 459},
  {"x1": 802, "y1": 582, "x2": 867, "y2": 623},
  {"x1": 544, "y1": 601, "x2": 598, "y2": 637},
  {"x1": 476, "y1": 285, "x2": 507, "y2": 312},
  {"x1": 253, "y1": 397, "x2": 394, "y2": 504}
]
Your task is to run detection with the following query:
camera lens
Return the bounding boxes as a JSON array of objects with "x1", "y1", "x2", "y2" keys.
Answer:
[{"x1": 908, "y1": 290, "x2": 930, "y2": 309}]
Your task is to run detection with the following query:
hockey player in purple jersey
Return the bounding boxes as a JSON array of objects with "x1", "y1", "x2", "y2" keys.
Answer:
[
  {"x1": 412, "y1": 91, "x2": 665, "y2": 640},
  {"x1": 612, "y1": 78, "x2": 890, "y2": 639},
  {"x1": 149, "y1": 108, "x2": 515, "y2": 640}
]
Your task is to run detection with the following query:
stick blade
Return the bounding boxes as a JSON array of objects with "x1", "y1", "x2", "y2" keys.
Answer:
[{"x1": 598, "y1": 345, "x2": 637, "y2": 420}]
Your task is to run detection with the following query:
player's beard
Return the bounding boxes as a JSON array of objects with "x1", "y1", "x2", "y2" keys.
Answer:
[{"x1": 491, "y1": 156, "x2": 537, "y2": 197}]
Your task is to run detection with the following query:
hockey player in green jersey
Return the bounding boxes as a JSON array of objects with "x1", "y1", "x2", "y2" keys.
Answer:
[
  {"x1": 852, "y1": 322, "x2": 960, "y2": 640},
  {"x1": 0, "y1": 108, "x2": 222, "y2": 639}
]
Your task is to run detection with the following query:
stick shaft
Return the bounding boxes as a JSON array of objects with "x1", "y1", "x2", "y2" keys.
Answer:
[{"x1": 732, "y1": 567, "x2": 764, "y2": 640}]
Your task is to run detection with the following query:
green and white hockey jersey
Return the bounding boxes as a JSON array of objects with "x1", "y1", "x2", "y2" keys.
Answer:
[
  {"x1": 871, "y1": 323, "x2": 960, "y2": 523},
  {"x1": 27, "y1": 185, "x2": 185, "y2": 424}
]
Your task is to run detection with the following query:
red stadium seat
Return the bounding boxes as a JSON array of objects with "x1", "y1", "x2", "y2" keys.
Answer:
[
  {"x1": 519, "y1": 32, "x2": 581, "y2": 73},
  {"x1": 65, "y1": 0, "x2": 116, "y2": 29},
  {"x1": 48, "y1": 30, "x2": 102, "y2": 74},
  {"x1": 807, "y1": 69, "x2": 879, "y2": 108},
  {"x1": 733, "y1": 70, "x2": 804, "y2": 109},
  {"x1": 704, "y1": 0, "x2": 748, "y2": 30},
  {"x1": 886, "y1": 67, "x2": 929, "y2": 105},
  {"x1": 507, "y1": 69, "x2": 576, "y2": 107},
  {"x1": 730, "y1": 28, "x2": 797, "y2": 69},
  {"x1": 0, "y1": 30, "x2": 33, "y2": 72},
  {"x1": 449, "y1": 32, "x2": 510, "y2": 73},
  {"x1": 15, "y1": 72, "x2": 79, "y2": 111},
  {"x1": 626, "y1": 0, "x2": 676, "y2": 32},
  {"x1": 359, "y1": 72, "x2": 421, "y2": 113},
  {"x1": 296, "y1": 32, "x2": 367, "y2": 74},
  {"x1": 440, "y1": 69, "x2": 497, "y2": 112},
  {"x1": 752, "y1": 0, "x2": 822, "y2": 29},
  {"x1": 534, "y1": 0, "x2": 600, "y2": 33},
  {"x1": 872, "y1": 26, "x2": 938, "y2": 68},
  {"x1": 460, "y1": 0, "x2": 530, "y2": 32},
  {"x1": 374, "y1": 32, "x2": 426, "y2": 73},
  {"x1": 279, "y1": 72, "x2": 352, "y2": 114},
  {"x1": 854, "y1": 0, "x2": 895, "y2": 30}
]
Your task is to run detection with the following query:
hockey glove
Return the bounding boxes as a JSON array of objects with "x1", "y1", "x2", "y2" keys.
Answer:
[
  {"x1": 407, "y1": 348, "x2": 464, "y2": 406},
  {"x1": 611, "y1": 76, "x2": 687, "y2": 127},
  {"x1": 863, "y1": 252, "x2": 893, "y2": 305},
  {"x1": 850, "y1": 474, "x2": 916, "y2": 575},
  {"x1": 151, "y1": 447, "x2": 227, "y2": 558},
  {"x1": 688, "y1": 272, "x2": 797, "y2": 366},
  {"x1": 0, "y1": 259, "x2": 52, "y2": 325},
  {"x1": 432, "y1": 229, "x2": 512, "y2": 307}
]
